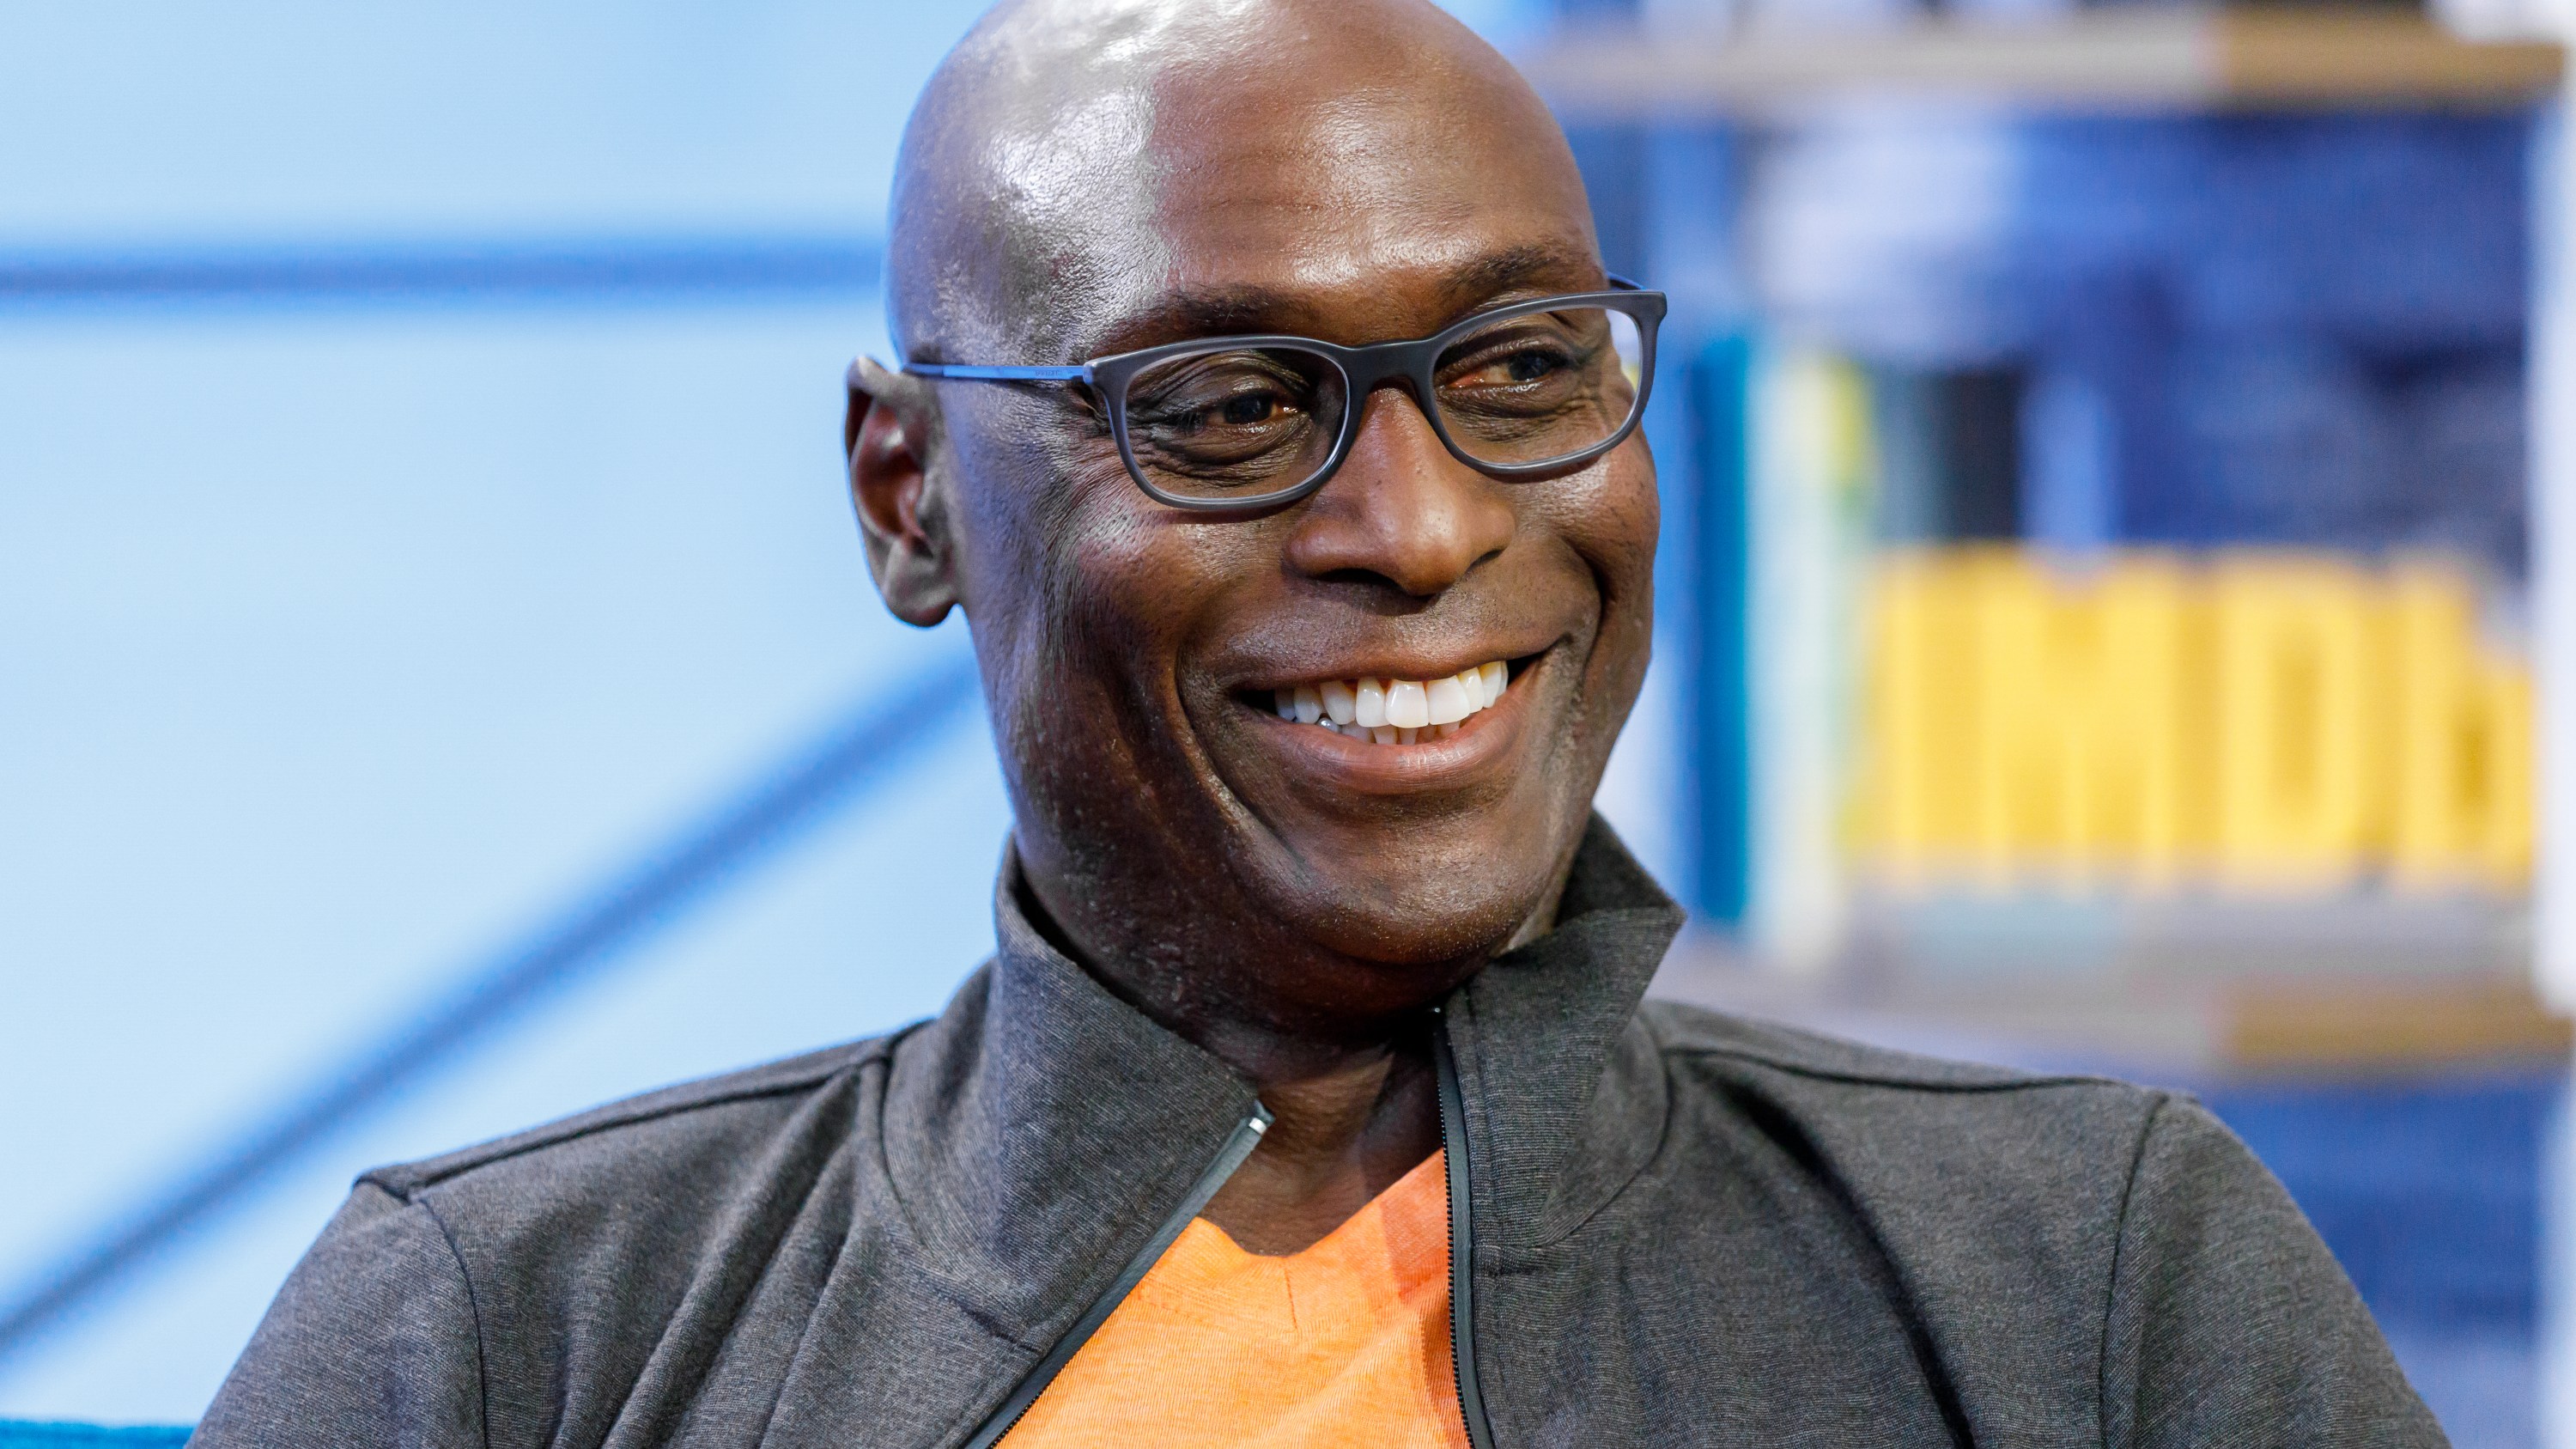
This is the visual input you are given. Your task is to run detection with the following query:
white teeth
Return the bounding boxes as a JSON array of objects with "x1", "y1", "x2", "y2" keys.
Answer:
[
  {"x1": 1319, "y1": 679, "x2": 1357, "y2": 725},
  {"x1": 1425, "y1": 675, "x2": 1469, "y2": 726},
  {"x1": 1385, "y1": 679, "x2": 1430, "y2": 729},
  {"x1": 1354, "y1": 678, "x2": 1388, "y2": 728},
  {"x1": 1271, "y1": 661, "x2": 1516, "y2": 746}
]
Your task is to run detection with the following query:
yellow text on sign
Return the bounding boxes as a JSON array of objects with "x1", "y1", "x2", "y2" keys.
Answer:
[{"x1": 1859, "y1": 549, "x2": 2530, "y2": 894}]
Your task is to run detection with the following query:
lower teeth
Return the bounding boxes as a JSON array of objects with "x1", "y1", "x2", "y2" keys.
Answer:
[{"x1": 1321, "y1": 721, "x2": 1467, "y2": 745}]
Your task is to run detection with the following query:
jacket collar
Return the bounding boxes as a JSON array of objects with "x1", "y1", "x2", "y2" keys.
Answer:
[
  {"x1": 878, "y1": 815, "x2": 1686, "y2": 1325},
  {"x1": 1443, "y1": 815, "x2": 1688, "y2": 1245}
]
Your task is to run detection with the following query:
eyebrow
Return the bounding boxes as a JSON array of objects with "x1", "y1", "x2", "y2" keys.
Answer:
[
  {"x1": 1087, "y1": 241, "x2": 1605, "y2": 357},
  {"x1": 1443, "y1": 242, "x2": 1604, "y2": 305}
]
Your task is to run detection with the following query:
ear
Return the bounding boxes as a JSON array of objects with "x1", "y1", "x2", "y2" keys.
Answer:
[{"x1": 846, "y1": 356, "x2": 960, "y2": 628}]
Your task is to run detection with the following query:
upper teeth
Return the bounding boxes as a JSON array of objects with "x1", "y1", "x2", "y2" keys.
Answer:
[{"x1": 1274, "y1": 661, "x2": 1510, "y2": 744}]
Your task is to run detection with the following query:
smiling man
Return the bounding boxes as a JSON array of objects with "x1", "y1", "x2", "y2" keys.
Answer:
[{"x1": 197, "y1": 2, "x2": 2443, "y2": 1446}]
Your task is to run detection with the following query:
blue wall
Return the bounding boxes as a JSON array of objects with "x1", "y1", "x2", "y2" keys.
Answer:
[{"x1": 0, "y1": 3, "x2": 1006, "y2": 1422}]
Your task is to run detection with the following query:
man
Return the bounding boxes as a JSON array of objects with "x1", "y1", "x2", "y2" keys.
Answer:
[{"x1": 197, "y1": 0, "x2": 2443, "y2": 1444}]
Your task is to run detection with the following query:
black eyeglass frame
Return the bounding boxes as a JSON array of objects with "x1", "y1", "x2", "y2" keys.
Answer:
[{"x1": 901, "y1": 277, "x2": 1668, "y2": 513}]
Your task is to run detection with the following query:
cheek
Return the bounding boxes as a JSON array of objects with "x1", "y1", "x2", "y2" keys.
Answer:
[
  {"x1": 1528, "y1": 441, "x2": 1660, "y2": 616},
  {"x1": 1543, "y1": 445, "x2": 1661, "y2": 715},
  {"x1": 950, "y1": 412, "x2": 1232, "y2": 728},
  {"x1": 945, "y1": 395, "x2": 1127, "y2": 635},
  {"x1": 1049, "y1": 510, "x2": 1185, "y2": 678},
  {"x1": 1573, "y1": 441, "x2": 1662, "y2": 583}
]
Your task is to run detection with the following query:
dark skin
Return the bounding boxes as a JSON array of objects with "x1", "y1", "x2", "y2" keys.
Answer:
[{"x1": 846, "y1": 0, "x2": 1657, "y2": 1254}]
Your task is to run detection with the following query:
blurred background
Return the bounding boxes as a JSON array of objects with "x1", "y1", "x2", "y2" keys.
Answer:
[{"x1": 1, "y1": 0, "x2": 2569, "y2": 1443}]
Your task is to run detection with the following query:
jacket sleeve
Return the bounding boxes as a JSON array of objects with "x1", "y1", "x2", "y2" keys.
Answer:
[
  {"x1": 192, "y1": 1182, "x2": 486, "y2": 1449},
  {"x1": 2100, "y1": 1094, "x2": 2447, "y2": 1448}
]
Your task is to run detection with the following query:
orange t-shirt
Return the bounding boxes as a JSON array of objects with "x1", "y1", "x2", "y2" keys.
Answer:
[{"x1": 1001, "y1": 1149, "x2": 1468, "y2": 1448}]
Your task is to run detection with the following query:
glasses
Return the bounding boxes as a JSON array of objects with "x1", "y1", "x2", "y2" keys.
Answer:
[{"x1": 902, "y1": 280, "x2": 1666, "y2": 512}]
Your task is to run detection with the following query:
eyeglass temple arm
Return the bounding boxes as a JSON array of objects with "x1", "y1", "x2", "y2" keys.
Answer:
[{"x1": 902, "y1": 362, "x2": 1091, "y2": 381}]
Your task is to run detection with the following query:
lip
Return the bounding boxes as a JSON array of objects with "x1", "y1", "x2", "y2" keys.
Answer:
[{"x1": 1236, "y1": 645, "x2": 1552, "y2": 796}]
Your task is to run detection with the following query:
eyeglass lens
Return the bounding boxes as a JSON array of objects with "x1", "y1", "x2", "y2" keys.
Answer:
[{"x1": 1118, "y1": 305, "x2": 1645, "y2": 503}]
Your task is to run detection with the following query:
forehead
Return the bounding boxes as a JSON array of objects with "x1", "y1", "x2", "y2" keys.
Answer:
[{"x1": 1067, "y1": 49, "x2": 1598, "y2": 354}]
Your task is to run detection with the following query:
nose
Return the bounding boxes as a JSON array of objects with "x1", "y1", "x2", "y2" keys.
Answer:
[{"x1": 1283, "y1": 387, "x2": 1516, "y2": 599}]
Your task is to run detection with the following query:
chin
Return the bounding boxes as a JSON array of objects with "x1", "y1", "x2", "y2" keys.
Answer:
[{"x1": 1249, "y1": 815, "x2": 1568, "y2": 969}]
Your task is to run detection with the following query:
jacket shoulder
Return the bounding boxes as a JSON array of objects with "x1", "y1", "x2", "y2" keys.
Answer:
[
  {"x1": 1641, "y1": 995, "x2": 2180, "y2": 1245},
  {"x1": 361, "y1": 1031, "x2": 908, "y2": 1203},
  {"x1": 1639, "y1": 995, "x2": 2143, "y2": 1097},
  {"x1": 1636, "y1": 997, "x2": 2172, "y2": 1190}
]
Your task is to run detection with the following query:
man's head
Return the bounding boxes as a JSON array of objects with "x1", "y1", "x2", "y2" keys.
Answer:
[{"x1": 849, "y1": 0, "x2": 1657, "y2": 1053}]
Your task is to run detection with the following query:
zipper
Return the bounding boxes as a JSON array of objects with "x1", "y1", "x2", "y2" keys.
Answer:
[
  {"x1": 960, "y1": 1019, "x2": 1500, "y2": 1449},
  {"x1": 1433, "y1": 1008, "x2": 1499, "y2": 1449},
  {"x1": 959, "y1": 1106, "x2": 1273, "y2": 1449}
]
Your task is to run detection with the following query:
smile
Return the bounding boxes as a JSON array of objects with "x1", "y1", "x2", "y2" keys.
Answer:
[{"x1": 1271, "y1": 661, "x2": 1511, "y2": 745}]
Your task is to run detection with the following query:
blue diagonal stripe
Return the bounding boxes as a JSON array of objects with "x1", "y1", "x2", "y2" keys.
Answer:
[{"x1": 0, "y1": 653, "x2": 981, "y2": 1365}]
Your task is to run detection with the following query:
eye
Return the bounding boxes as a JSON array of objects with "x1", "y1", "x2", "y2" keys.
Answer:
[
  {"x1": 1221, "y1": 391, "x2": 1285, "y2": 427},
  {"x1": 1504, "y1": 347, "x2": 1571, "y2": 384},
  {"x1": 1443, "y1": 335, "x2": 1585, "y2": 397},
  {"x1": 1154, "y1": 381, "x2": 1302, "y2": 439}
]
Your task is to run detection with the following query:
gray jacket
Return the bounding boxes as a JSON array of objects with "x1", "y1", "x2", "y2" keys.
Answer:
[{"x1": 196, "y1": 820, "x2": 2444, "y2": 1447}]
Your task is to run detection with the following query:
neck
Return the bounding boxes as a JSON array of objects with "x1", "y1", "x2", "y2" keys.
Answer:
[
  {"x1": 1198, "y1": 1029, "x2": 1442, "y2": 1254},
  {"x1": 1011, "y1": 853, "x2": 1576, "y2": 1256}
]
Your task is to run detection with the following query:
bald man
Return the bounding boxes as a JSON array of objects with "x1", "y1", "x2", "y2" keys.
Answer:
[{"x1": 198, "y1": 2, "x2": 2443, "y2": 1445}]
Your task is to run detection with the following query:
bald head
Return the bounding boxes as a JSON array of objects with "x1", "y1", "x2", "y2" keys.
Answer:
[{"x1": 886, "y1": 0, "x2": 1595, "y2": 365}]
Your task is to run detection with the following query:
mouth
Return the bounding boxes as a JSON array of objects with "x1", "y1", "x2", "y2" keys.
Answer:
[{"x1": 1250, "y1": 657, "x2": 1523, "y2": 746}]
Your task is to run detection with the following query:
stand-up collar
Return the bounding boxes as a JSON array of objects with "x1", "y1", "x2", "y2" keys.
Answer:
[
  {"x1": 878, "y1": 817, "x2": 1686, "y2": 1326},
  {"x1": 880, "y1": 857, "x2": 1259, "y2": 1324},
  {"x1": 1444, "y1": 816, "x2": 1689, "y2": 1245}
]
